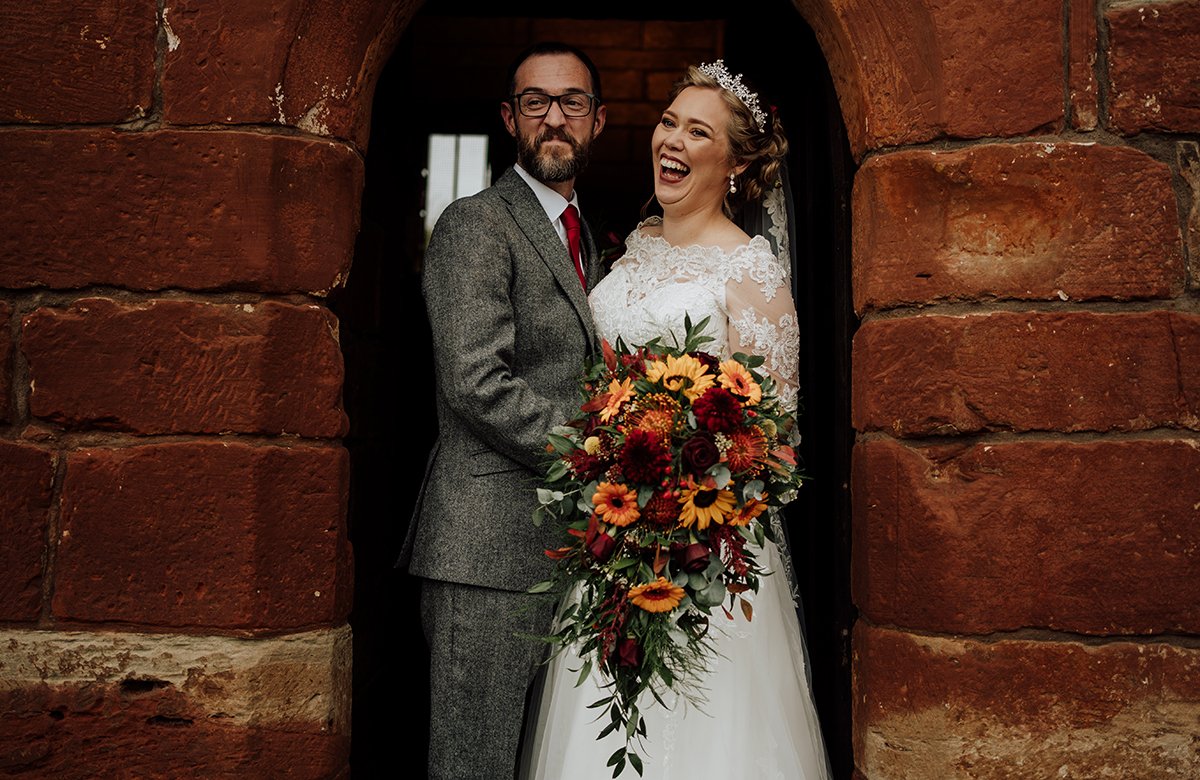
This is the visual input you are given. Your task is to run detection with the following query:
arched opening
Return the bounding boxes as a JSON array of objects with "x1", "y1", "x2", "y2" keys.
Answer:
[{"x1": 331, "y1": 2, "x2": 857, "y2": 775}]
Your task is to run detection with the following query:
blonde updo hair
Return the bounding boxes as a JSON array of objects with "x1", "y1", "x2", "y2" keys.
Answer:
[{"x1": 671, "y1": 65, "x2": 788, "y2": 214}]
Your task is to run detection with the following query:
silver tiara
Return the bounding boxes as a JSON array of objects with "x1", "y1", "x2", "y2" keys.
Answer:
[{"x1": 697, "y1": 59, "x2": 767, "y2": 131}]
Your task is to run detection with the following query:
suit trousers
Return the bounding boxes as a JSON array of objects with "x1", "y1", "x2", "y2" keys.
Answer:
[{"x1": 421, "y1": 578, "x2": 555, "y2": 780}]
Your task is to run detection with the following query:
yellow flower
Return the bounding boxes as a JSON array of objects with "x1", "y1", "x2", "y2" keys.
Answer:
[
  {"x1": 730, "y1": 495, "x2": 769, "y2": 527},
  {"x1": 599, "y1": 377, "x2": 636, "y2": 422},
  {"x1": 628, "y1": 577, "x2": 686, "y2": 613},
  {"x1": 677, "y1": 481, "x2": 736, "y2": 530},
  {"x1": 592, "y1": 481, "x2": 641, "y2": 527},
  {"x1": 718, "y1": 360, "x2": 762, "y2": 405},
  {"x1": 645, "y1": 354, "x2": 715, "y2": 402},
  {"x1": 583, "y1": 436, "x2": 601, "y2": 455}
]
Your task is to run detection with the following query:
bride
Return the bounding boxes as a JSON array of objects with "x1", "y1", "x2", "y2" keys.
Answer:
[{"x1": 524, "y1": 62, "x2": 832, "y2": 779}]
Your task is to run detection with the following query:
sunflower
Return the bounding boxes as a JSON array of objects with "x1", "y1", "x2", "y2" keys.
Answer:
[
  {"x1": 718, "y1": 360, "x2": 762, "y2": 405},
  {"x1": 627, "y1": 393, "x2": 683, "y2": 438},
  {"x1": 592, "y1": 481, "x2": 641, "y2": 527},
  {"x1": 599, "y1": 377, "x2": 636, "y2": 422},
  {"x1": 729, "y1": 495, "x2": 769, "y2": 527},
  {"x1": 644, "y1": 354, "x2": 715, "y2": 401},
  {"x1": 724, "y1": 426, "x2": 769, "y2": 475},
  {"x1": 628, "y1": 577, "x2": 686, "y2": 613},
  {"x1": 678, "y1": 480, "x2": 736, "y2": 530}
]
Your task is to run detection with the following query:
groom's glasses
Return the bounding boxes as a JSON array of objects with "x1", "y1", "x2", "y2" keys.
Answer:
[{"x1": 510, "y1": 92, "x2": 596, "y2": 118}]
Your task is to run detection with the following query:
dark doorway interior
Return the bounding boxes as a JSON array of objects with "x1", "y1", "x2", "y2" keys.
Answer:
[{"x1": 331, "y1": 3, "x2": 856, "y2": 776}]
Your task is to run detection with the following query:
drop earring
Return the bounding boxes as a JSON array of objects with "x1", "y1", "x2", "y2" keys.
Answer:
[{"x1": 728, "y1": 173, "x2": 736, "y2": 195}]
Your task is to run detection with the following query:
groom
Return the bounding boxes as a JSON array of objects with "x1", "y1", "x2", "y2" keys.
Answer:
[{"x1": 403, "y1": 42, "x2": 606, "y2": 779}]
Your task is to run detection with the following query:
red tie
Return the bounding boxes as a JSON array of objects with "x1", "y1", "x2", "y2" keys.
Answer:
[{"x1": 560, "y1": 204, "x2": 587, "y2": 290}]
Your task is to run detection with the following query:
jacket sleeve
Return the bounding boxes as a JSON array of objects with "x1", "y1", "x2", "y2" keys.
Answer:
[{"x1": 422, "y1": 196, "x2": 567, "y2": 469}]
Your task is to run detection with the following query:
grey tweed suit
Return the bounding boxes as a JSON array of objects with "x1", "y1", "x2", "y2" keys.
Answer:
[{"x1": 402, "y1": 167, "x2": 601, "y2": 779}]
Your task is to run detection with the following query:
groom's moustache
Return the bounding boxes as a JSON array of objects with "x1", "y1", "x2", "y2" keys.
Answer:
[{"x1": 537, "y1": 128, "x2": 578, "y2": 149}]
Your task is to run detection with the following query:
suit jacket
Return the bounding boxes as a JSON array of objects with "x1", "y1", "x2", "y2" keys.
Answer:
[{"x1": 400, "y1": 167, "x2": 602, "y2": 592}]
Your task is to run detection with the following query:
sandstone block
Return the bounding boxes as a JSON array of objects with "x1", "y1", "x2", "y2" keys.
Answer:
[
  {"x1": 24, "y1": 298, "x2": 347, "y2": 437},
  {"x1": 0, "y1": 301, "x2": 11, "y2": 423},
  {"x1": 0, "y1": 442, "x2": 54, "y2": 622},
  {"x1": 797, "y1": 0, "x2": 1063, "y2": 157},
  {"x1": 51, "y1": 442, "x2": 351, "y2": 631},
  {"x1": 0, "y1": 129, "x2": 362, "y2": 294},
  {"x1": 854, "y1": 625, "x2": 1200, "y2": 779},
  {"x1": 1069, "y1": 0, "x2": 1099, "y2": 129},
  {"x1": 161, "y1": 0, "x2": 409, "y2": 147},
  {"x1": 1107, "y1": 0, "x2": 1200, "y2": 134},
  {"x1": 853, "y1": 437, "x2": 1200, "y2": 634},
  {"x1": 0, "y1": 0, "x2": 156, "y2": 123},
  {"x1": 0, "y1": 626, "x2": 350, "y2": 777},
  {"x1": 853, "y1": 144, "x2": 1183, "y2": 312},
  {"x1": 853, "y1": 312, "x2": 1200, "y2": 436}
]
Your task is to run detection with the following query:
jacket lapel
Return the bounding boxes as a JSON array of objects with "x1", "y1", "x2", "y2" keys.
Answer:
[{"x1": 495, "y1": 168, "x2": 596, "y2": 343}]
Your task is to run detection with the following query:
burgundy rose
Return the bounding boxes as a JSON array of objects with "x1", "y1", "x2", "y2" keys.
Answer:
[
  {"x1": 689, "y1": 351, "x2": 720, "y2": 373},
  {"x1": 693, "y1": 387, "x2": 743, "y2": 433},
  {"x1": 681, "y1": 432, "x2": 720, "y2": 475},
  {"x1": 616, "y1": 637, "x2": 642, "y2": 668},
  {"x1": 585, "y1": 515, "x2": 618, "y2": 562},
  {"x1": 673, "y1": 541, "x2": 710, "y2": 573}
]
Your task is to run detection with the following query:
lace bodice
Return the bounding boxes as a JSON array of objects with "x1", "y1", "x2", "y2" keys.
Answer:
[{"x1": 589, "y1": 218, "x2": 800, "y2": 411}]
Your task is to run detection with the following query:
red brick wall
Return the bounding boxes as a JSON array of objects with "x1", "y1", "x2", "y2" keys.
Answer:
[
  {"x1": 796, "y1": 0, "x2": 1200, "y2": 775},
  {"x1": 3, "y1": 0, "x2": 1198, "y2": 777},
  {"x1": 0, "y1": 1, "x2": 413, "y2": 775}
]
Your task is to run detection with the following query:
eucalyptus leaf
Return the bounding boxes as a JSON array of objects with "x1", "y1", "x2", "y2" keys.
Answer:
[
  {"x1": 536, "y1": 488, "x2": 562, "y2": 505},
  {"x1": 743, "y1": 479, "x2": 765, "y2": 501},
  {"x1": 532, "y1": 506, "x2": 545, "y2": 527},
  {"x1": 527, "y1": 580, "x2": 554, "y2": 594},
  {"x1": 637, "y1": 485, "x2": 655, "y2": 507},
  {"x1": 687, "y1": 572, "x2": 709, "y2": 591},
  {"x1": 694, "y1": 578, "x2": 727, "y2": 607},
  {"x1": 711, "y1": 464, "x2": 732, "y2": 489}
]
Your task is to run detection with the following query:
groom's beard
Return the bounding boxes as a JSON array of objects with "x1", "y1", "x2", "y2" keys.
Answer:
[{"x1": 517, "y1": 126, "x2": 592, "y2": 183}]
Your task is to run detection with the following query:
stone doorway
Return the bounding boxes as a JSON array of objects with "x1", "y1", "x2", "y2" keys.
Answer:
[{"x1": 331, "y1": 2, "x2": 857, "y2": 775}]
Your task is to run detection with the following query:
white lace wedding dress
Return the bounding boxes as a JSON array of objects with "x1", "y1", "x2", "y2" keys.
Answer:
[{"x1": 523, "y1": 219, "x2": 831, "y2": 780}]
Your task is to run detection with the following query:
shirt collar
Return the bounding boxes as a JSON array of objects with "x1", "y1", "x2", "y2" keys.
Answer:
[{"x1": 514, "y1": 163, "x2": 580, "y2": 222}]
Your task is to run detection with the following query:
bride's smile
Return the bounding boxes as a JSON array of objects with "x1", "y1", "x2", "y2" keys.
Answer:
[{"x1": 652, "y1": 86, "x2": 744, "y2": 213}]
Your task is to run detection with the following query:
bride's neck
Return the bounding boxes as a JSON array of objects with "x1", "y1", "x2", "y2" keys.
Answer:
[{"x1": 659, "y1": 200, "x2": 729, "y2": 247}]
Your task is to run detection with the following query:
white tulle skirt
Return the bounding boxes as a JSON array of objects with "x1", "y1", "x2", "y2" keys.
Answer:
[{"x1": 522, "y1": 541, "x2": 832, "y2": 780}]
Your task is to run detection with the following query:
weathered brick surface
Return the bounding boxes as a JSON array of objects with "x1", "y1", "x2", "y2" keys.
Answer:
[
  {"x1": 853, "y1": 312, "x2": 1200, "y2": 436},
  {"x1": 161, "y1": 0, "x2": 411, "y2": 148},
  {"x1": 0, "y1": 626, "x2": 350, "y2": 777},
  {"x1": 23, "y1": 298, "x2": 347, "y2": 437},
  {"x1": 796, "y1": 0, "x2": 1063, "y2": 157},
  {"x1": 52, "y1": 442, "x2": 351, "y2": 631},
  {"x1": 853, "y1": 437, "x2": 1200, "y2": 635},
  {"x1": 0, "y1": 302, "x2": 11, "y2": 423},
  {"x1": 1107, "y1": 0, "x2": 1200, "y2": 134},
  {"x1": 0, "y1": 0, "x2": 156, "y2": 124},
  {"x1": 0, "y1": 442, "x2": 54, "y2": 622},
  {"x1": 0, "y1": 129, "x2": 362, "y2": 294},
  {"x1": 1182, "y1": 141, "x2": 1200, "y2": 289},
  {"x1": 1069, "y1": 0, "x2": 1099, "y2": 129},
  {"x1": 853, "y1": 144, "x2": 1183, "y2": 312},
  {"x1": 854, "y1": 625, "x2": 1200, "y2": 779}
]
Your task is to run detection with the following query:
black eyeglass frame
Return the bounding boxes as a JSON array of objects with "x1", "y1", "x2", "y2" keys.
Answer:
[{"x1": 508, "y1": 91, "x2": 598, "y2": 118}]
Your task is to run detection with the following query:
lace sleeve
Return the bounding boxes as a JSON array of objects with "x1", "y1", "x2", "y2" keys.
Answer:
[{"x1": 724, "y1": 248, "x2": 800, "y2": 413}]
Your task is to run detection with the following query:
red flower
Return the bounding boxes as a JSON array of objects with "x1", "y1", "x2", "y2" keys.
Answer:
[
  {"x1": 689, "y1": 351, "x2": 720, "y2": 373},
  {"x1": 693, "y1": 387, "x2": 743, "y2": 433},
  {"x1": 616, "y1": 637, "x2": 642, "y2": 668},
  {"x1": 566, "y1": 450, "x2": 606, "y2": 482},
  {"x1": 642, "y1": 491, "x2": 680, "y2": 527},
  {"x1": 619, "y1": 429, "x2": 672, "y2": 484},
  {"x1": 585, "y1": 515, "x2": 618, "y2": 562},
  {"x1": 673, "y1": 542, "x2": 710, "y2": 573},
  {"x1": 680, "y1": 432, "x2": 720, "y2": 475}
]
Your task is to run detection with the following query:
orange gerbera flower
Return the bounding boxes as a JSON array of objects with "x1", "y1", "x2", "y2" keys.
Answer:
[
  {"x1": 677, "y1": 481, "x2": 736, "y2": 530},
  {"x1": 729, "y1": 495, "x2": 769, "y2": 527},
  {"x1": 592, "y1": 481, "x2": 640, "y2": 527},
  {"x1": 644, "y1": 354, "x2": 715, "y2": 401},
  {"x1": 718, "y1": 360, "x2": 762, "y2": 405},
  {"x1": 628, "y1": 577, "x2": 686, "y2": 613},
  {"x1": 599, "y1": 377, "x2": 636, "y2": 422}
]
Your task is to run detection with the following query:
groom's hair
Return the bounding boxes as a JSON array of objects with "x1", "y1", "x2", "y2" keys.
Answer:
[{"x1": 506, "y1": 41, "x2": 603, "y2": 105}]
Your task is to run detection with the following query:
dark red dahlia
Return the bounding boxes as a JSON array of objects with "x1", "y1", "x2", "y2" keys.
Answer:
[
  {"x1": 693, "y1": 387, "x2": 743, "y2": 433},
  {"x1": 642, "y1": 491, "x2": 680, "y2": 527},
  {"x1": 618, "y1": 429, "x2": 672, "y2": 484},
  {"x1": 566, "y1": 450, "x2": 605, "y2": 482}
]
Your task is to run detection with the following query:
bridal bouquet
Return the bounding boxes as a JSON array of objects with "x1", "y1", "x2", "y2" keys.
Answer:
[{"x1": 531, "y1": 317, "x2": 804, "y2": 777}]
